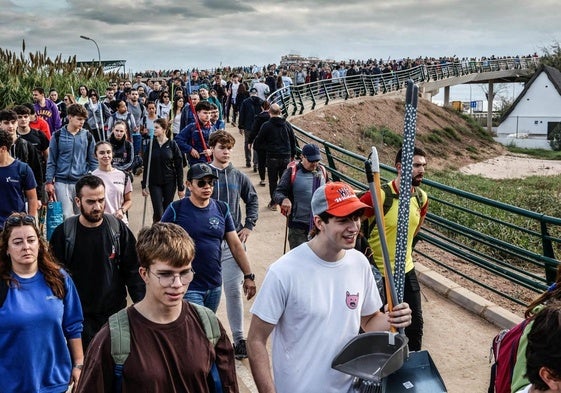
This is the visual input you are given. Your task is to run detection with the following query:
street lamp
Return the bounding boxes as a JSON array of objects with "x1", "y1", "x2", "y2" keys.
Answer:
[{"x1": 79, "y1": 35, "x2": 101, "y2": 68}]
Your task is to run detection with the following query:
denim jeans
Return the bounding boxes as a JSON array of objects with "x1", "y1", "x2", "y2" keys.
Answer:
[
  {"x1": 184, "y1": 286, "x2": 222, "y2": 313},
  {"x1": 132, "y1": 133, "x2": 142, "y2": 156},
  {"x1": 221, "y1": 240, "x2": 245, "y2": 343},
  {"x1": 54, "y1": 182, "x2": 79, "y2": 219}
]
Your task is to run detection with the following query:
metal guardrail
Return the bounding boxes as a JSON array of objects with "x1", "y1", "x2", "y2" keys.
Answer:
[
  {"x1": 268, "y1": 57, "x2": 540, "y2": 117},
  {"x1": 287, "y1": 110, "x2": 559, "y2": 308}
]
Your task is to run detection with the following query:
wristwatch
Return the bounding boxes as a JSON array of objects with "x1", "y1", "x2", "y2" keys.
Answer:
[{"x1": 244, "y1": 273, "x2": 255, "y2": 281}]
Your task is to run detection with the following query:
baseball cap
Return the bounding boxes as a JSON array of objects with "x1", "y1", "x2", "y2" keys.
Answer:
[
  {"x1": 311, "y1": 182, "x2": 371, "y2": 217},
  {"x1": 249, "y1": 87, "x2": 258, "y2": 94},
  {"x1": 187, "y1": 163, "x2": 218, "y2": 181},
  {"x1": 302, "y1": 143, "x2": 321, "y2": 162}
]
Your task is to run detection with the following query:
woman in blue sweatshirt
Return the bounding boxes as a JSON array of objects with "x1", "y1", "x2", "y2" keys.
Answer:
[{"x1": 0, "y1": 212, "x2": 84, "y2": 392}]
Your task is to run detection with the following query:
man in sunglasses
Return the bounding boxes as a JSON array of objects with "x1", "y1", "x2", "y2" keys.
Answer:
[{"x1": 161, "y1": 163, "x2": 256, "y2": 312}]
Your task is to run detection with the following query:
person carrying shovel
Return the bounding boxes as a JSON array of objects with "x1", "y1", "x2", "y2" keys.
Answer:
[
  {"x1": 359, "y1": 147, "x2": 428, "y2": 351},
  {"x1": 247, "y1": 182, "x2": 411, "y2": 393}
]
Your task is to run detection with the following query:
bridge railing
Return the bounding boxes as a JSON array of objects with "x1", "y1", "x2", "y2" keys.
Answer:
[
  {"x1": 289, "y1": 125, "x2": 560, "y2": 308},
  {"x1": 268, "y1": 57, "x2": 539, "y2": 118}
]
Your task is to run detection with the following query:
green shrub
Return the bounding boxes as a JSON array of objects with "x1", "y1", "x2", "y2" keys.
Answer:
[{"x1": 0, "y1": 42, "x2": 116, "y2": 109}]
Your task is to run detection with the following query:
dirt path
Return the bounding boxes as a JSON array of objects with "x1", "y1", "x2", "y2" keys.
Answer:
[
  {"x1": 459, "y1": 152, "x2": 561, "y2": 179},
  {"x1": 127, "y1": 125, "x2": 502, "y2": 393}
]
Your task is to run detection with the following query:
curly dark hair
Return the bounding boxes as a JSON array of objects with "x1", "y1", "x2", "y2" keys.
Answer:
[{"x1": 0, "y1": 213, "x2": 66, "y2": 298}]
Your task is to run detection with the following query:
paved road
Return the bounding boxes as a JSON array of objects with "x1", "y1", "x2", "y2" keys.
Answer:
[{"x1": 126, "y1": 125, "x2": 508, "y2": 393}]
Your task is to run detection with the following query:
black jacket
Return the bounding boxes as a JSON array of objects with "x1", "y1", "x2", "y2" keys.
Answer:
[
  {"x1": 253, "y1": 116, "x2": 296, "y2": 158},
  {"x1": 248, "y1": 111, "x2": 271, "y2": 146},
  {"x1": 238, "y1": 96, "x2": 263, "y2": 131}
]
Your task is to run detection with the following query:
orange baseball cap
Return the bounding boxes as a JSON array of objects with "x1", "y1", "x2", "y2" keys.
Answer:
[{"x1": 311, "y1": 182, "x2": 371, "y2": 217}]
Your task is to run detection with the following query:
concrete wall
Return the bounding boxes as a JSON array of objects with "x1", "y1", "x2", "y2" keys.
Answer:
[{"x1": 494, "y1": 136, "x2": 551, "y2": 149}]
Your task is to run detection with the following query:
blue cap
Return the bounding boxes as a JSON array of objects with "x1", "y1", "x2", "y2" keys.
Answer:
[{"x1": 302, "y1": 143, "x2": 321, "y2": 162}]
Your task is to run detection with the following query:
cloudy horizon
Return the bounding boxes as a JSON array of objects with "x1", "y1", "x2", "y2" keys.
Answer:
[{"x1": 1, "y1": 0, "x2": 559, "y2": 73}]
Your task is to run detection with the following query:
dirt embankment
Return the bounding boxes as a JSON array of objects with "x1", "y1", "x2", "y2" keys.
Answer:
[{"x1": 291, "y1": 95, "x2": 505, "y2": 170}]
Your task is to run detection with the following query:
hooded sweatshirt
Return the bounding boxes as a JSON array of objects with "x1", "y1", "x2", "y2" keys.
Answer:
[{"x1": 210, "y1": 162, "x2": 258, "y2": 232}]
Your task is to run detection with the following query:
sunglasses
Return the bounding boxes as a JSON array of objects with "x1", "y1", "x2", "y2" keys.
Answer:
[
  {"x1": 195, "y1": 179, "x2": 215, "y2": 188},
  {"x1": 4, "y1": 214, "x2": 36, "y2": 230}
]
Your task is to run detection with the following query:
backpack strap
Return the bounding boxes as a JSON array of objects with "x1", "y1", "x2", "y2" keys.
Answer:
[
  {"x1": 104, "y1": 214, "x2": 121, "y2": 261},
  {"x1": 189, "y1": 302, "x2": 223, "y2": 392},
  {"x1": 63, "y1": 215, "x2": 80, "y2": 261},
  {"x1": 109, "y1": 308, "x2": 131, "y2": 393},
  {"x1": 190, "y1": 302, "x2": 221, "y2": 345}
]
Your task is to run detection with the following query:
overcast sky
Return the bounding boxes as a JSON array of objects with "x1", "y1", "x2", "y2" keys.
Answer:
[{"x1": 1, "y1": 0, "x2": 559, "y2": 73}]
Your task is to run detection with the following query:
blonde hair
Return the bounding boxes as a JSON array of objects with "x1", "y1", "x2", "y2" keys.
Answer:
[{"x1": 136, "y1": 223, "x2": 195, "y2": 268}]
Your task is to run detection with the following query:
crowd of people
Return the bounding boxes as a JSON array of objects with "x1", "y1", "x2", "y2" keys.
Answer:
[{"x1": 0, "y1": 54, "x2": 558, "y2": 392}]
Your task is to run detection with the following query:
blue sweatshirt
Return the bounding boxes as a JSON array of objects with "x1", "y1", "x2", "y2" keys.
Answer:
[
  {"x1": 45, "y1": 127, "x2": 98, "y2": 184},
  {"x1": 0, "y1": 269, "x2": 83, "y2": 392}
]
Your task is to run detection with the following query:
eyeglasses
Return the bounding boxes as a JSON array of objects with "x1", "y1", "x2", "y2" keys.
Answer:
[
  {"x1": 163, "y1": 95, "x2": 169, "y2": 98},
  {"x1": 196, "y1": 179, "x2": 215, "y2": 188},
  {"x1": 148, "y1": 268, "x2": 195, "y2": 286},
  {"x1": 63, "y1": 98, "x2": 69, "y2": 101},
  {"x1": 3, "y1": 214, "x2": 36, "y2": 230}
]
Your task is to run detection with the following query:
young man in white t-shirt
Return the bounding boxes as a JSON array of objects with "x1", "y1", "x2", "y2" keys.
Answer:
[{"x1": 248, "y1": 182, "x2": 412, "y2": 393}]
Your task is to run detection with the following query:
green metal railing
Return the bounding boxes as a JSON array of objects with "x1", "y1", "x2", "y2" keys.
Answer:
[
  {"x1": 268, "y1": 57, "x2": 540, "y2": 117},
  {"x1": 290, "y1": 125, "x2": 560, "y2": 307}
]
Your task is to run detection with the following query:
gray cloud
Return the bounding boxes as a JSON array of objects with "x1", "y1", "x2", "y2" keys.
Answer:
[{"x1": 0, "y1": 0, "x2": 557, "y2": 71}]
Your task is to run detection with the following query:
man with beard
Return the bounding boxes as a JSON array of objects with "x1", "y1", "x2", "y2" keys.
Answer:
[
  {"x1": 358, "y1": 146, "x2": 428, "y2": 351},
  {"x1": 49, "y1": 174, "x2": 145, "y2": 350}
]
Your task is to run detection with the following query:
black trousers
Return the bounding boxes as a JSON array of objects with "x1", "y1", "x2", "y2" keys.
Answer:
[
  {"x1": 149, "y1": 182, "x2": 176, "y2": 222},
  {"x1": 403, "y1": 269, "x2": 423, "y2": 351},
  {"x1": 266, "y1": 156, "x2": 290, "y2": 203},
  {"x1": 380, "y1": 268, "x2": 423, "y2": 351}
]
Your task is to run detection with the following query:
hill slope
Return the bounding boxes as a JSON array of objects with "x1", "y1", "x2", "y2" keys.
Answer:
[{"x1": 291, "y1": 95, "x2": 505, "y2": 170}]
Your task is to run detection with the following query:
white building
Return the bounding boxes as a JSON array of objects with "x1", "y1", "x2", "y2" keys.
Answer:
[{"x1": 496, "y1": 65, "x2": 561, "y2": 149}]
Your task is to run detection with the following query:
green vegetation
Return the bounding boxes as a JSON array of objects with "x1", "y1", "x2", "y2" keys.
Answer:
[
  {"x1": 426, "y1": 168, "x2": 561, "y2": 258},
  {"x1": 361, "y1": 125, "x2": 402, "y2": 147},
  {"x1": 0, "y1": 41, "x2": 115, "y2": 109},
  {"x1": 506, "y1": 146, "x2": 561, "y2": 160}
]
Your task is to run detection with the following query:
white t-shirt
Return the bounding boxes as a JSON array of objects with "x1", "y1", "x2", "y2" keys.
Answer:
[
  {"x1": 251, "y1": 243, "x2": 382, "y2": 393},
  {"x1": 92, "y1": 168, "x2": 132, "y2": 225}
]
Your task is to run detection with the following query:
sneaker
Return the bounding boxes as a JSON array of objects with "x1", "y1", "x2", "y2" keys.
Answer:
[
  {"x1": 253, "y1": 165, "x2": 258, "y2": 173},
  {"x1": 268, "y1": 202, "x2": 278, "y2": 211},
  {"x1": 245, "y1": 163, "x2": 251, "y2": 168},
  {"x1": 259, "y1": 180, "x2": 266, "y2": 186},
  {"x1": 234, "y1": 339, "x2": 248, "y2": 360}
]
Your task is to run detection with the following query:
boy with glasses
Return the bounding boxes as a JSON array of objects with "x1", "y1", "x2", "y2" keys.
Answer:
[
  {"x1": 76, "y1": 222, "x2": 240, "y2": 392},
  {"x1": 161, "y1": 163, "x2": 256, "y2": 312}
]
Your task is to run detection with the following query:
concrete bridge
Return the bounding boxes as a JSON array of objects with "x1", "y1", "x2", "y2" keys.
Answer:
[{"x1": 269, "y1": 56, "x2": 539, "y2": 133}]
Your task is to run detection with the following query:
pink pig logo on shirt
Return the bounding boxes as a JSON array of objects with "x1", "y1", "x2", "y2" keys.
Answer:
[{"x1": 346, "y1": 291, "x2": 359, "y2": 309}]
